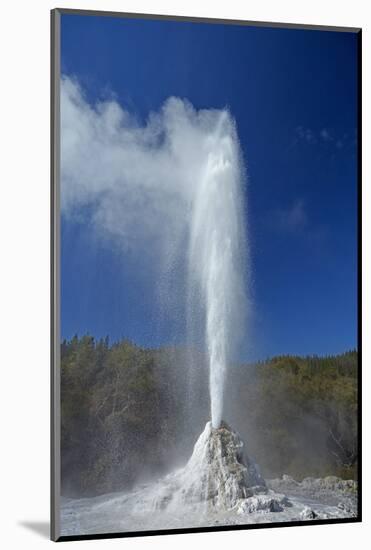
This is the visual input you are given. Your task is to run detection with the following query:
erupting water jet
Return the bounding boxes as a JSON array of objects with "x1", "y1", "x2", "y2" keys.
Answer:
[{"x1": 188, "y1": 112, "x2": 247, "y2": 428}]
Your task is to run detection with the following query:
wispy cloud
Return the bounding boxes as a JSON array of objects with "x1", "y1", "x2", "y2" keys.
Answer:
[
  {"x1": 296, "y1": 126, "x2": 317, "y2": 145},
  {"x1": 294, "y1": 126, "x2": 350, "y2": 151},
  {"x1": 274, "y1": 199, "x2": 308, "y2": 233},
  {"x1": 320, "y1": 128, "x2": 332, "y2": 142}
]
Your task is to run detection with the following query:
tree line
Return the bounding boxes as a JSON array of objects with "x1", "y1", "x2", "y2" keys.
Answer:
[{"x1": 61, "y1": 336, "x2": 358, "y2": 496}]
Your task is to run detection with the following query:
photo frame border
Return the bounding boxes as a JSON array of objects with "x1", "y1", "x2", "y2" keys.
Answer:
[{"x1": 51, "y1": 8, "x2": 362, "y2": 542}]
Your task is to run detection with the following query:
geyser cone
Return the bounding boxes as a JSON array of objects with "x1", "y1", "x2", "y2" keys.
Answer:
[{"x1": 153, "y1": 421, "x2": 266, "y2": 511}]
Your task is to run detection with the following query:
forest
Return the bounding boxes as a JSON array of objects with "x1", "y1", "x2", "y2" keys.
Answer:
[{"x1": 61, "y1": 336, "x2": 358, "y2": 497}]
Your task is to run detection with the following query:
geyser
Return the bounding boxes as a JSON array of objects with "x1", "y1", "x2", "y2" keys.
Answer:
[
  {"x1": 188, "y1": 112, "x2": 247, "y2": 428},
  {"x1": 61, "y1": 76, "x2": 247, "y2": 430}
]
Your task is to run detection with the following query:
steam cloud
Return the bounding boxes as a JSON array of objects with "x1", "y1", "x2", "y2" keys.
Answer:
[{"x1": 62, "y1": 77, "x2": 230, "y2": 256}]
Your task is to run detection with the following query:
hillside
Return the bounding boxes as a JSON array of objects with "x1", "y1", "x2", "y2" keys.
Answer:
[{"x1": 61, "y1": 336, "x2": 358, "y2": 496}]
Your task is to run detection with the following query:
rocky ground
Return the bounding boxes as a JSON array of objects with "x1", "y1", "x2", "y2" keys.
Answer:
[{"x1": 60, "y1": 422, "x2": 358, "y2": 536}]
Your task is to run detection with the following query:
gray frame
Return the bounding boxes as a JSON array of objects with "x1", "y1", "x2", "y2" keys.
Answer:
[
  {"x1": 51, "y1": 8, "x2": 61, "y2": 543},
  {"x1": 51, "y1": 8, "x2": 362, "y2": 542}
]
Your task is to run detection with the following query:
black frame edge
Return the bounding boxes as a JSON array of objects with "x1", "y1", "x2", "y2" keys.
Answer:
[
  {"x1": 356, "y1": 28, "x2": 362, "y2": 523},
  {"x1": 57, "y1": 517, "x2": 361, "y2": 543}
]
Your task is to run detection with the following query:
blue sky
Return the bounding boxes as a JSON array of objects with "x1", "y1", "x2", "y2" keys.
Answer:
[{"x1": 60, "y1": 13, "x2": 359, "y2": 360}]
